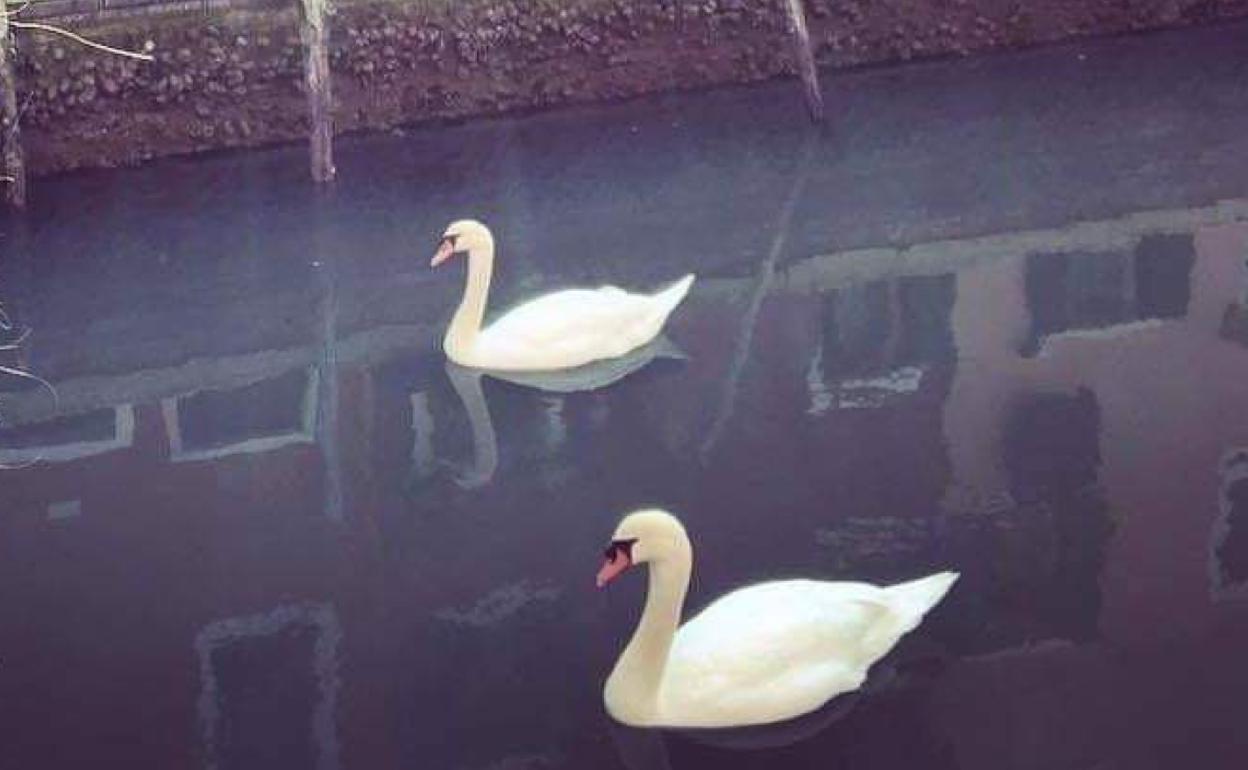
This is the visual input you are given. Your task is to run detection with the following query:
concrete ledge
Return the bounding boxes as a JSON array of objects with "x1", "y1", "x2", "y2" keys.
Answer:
[{"x1": 6, "y1": 0, "x2": 1248, "y2": 176}]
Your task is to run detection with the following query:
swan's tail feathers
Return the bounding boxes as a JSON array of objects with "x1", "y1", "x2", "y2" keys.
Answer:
[
  {"x1": 884, "y1": 571, "x2": 959, "y2": 633},
  {"x1": 649, "y1": 335, "x2": 690, "y2": 361},
  {"x1": 655, "y1": 274, "x2": 696, "y2": 317}
]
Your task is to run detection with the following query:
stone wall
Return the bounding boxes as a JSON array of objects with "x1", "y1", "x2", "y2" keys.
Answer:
[{"x1": 9, "y1": 0, "x2": 1248, "y2": 175}]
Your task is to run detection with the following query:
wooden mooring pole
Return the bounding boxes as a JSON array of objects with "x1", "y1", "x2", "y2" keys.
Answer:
[
  {"x1": 0, "y1": 7, "x2": 27, "y2": 208},
  {"x1": 299, "y1": 0, "x2": 335, "y2": 183},
  {"x1": 782, "y1": 0, "x2": 825, "y2": 123}
]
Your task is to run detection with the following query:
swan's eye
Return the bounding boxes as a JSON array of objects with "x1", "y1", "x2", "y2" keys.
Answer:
[{"x1": 604, "y1": 539, "x2": 637, "y2": 560}]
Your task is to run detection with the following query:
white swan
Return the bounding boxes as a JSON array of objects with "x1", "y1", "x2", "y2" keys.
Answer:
[
  {"x1": 431, "y1": 220, "x2": 695, "y2": 371},
  {"x1": 597, "y1": 509, "x2": 958, "y2": 728}
]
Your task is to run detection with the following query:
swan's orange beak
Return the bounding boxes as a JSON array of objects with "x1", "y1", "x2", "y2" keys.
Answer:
[
  {"x1": 597, "y1": 551, "x2": 632, "y2": 589},
  {"x1": 431, "y1": 238, "x2": 456, "y2": 268}
]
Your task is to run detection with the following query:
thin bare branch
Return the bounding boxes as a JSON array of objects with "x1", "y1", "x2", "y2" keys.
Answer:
[
  {"x1": 0, "y1": 434, "x2": 41, "y2": 464},
  {"x1": 10, "y1": 21, "x2": 155, "y2": 62},
  {"x1": 0, "y1": 363, "x2": 57, "y2": 399},
  {"x1": 0, "y1": 326, "x2": 32, "y2": 347},
  {"x1": 0, "y1": 3, "x2": 32, "y2": 19},
  {"x1": 0, "y1": 405, "x2": 42, "y2": 468},
  {"x1": 0, "y1": 307, "x2": 55, "y2": 468},
  {"x1": 0, "y1": 397, "x2": 42, "y2": 469}
]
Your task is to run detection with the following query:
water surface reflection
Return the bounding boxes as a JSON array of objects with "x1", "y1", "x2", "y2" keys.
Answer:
[
  {"x1": 3, "y1": 196, "x2": 1247, "y2": 768},
  {"x1": 5, "y1": 19, "x2": 1248, "y2": 767}
]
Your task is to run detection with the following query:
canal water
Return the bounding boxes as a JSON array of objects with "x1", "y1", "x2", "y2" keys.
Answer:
[{"x1": 2, "y1": 19, "x2": 1248, "y2": 770}]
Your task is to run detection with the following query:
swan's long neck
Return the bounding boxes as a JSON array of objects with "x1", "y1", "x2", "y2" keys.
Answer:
[
  {"x1": 607, "y1": 542, "x2": 691, "y2": 721},
  {"x1": 444, "y1": 364, "x2": 498, "y2": 483},
  {"x1": 444, "y1": 238, "x2": 495, "y2": 361}
]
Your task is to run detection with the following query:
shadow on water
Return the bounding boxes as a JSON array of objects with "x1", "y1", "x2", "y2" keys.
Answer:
[
  {"x1": 608, "y1": 690, "x2": 865, "y2": 770},
  {"x1": 442, "y1": 337, "x2": 689, "y2": 490},
  {"x1": 4, "y1": 19, "x2": 1248, "y2": 770},
  {"x1": 609, "y1": 644, "x2": 967, "y2": 770}
]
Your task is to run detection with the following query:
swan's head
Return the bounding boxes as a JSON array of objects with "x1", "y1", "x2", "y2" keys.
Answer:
[
  {"x1": 597, "y1": 509, "x2": 690, "y2": 588},
  {"x1": 431, "y1": 219, "x2": 493, "y2": 267}
]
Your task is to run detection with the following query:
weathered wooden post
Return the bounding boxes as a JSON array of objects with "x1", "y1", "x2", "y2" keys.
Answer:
[
  {"x1": 310, "y1": 186, "x2": 343, "y2": 519},
  {"x1": 699, "y1": 136, "x2": 818, "y2": 462},
  {"x1": 1, "y1": 9, "x2": 153, "y2": 209},
  {"x1": 782, "y1": 0, "x2": 824, "y2": 123},
  {"x1": 299, "y1": 0, "x2": 335, "y2": 183},
  {"x1": 0, "y1": 6, "x2": 27, "y2": 208}
]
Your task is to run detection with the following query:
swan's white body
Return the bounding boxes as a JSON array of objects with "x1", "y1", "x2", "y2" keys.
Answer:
[
  {"x1": 599, "y1": 510, "x2": 958, "y2": 729},
  {"x1": 433, "y1": 220, "x2": 694, "y2": 372},
  {"x1": 468, "y1": 281, "x2": 694, "y2": 371}
]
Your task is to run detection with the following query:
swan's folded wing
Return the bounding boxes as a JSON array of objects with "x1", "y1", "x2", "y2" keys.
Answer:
[
  {"x1": 660, "y1": 580, "x2": 899, "y2": 725},
  {"x1": 482, "y1": 287, "x2": 652, "y2": 353}
]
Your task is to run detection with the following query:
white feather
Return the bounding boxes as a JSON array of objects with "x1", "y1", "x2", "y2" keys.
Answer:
[
  {"x1": 475, "y1": 277, "x2": 695, "y2": 370},
  {"x1": 601, "y1": 510, "x2": 958, "y2": 729}
]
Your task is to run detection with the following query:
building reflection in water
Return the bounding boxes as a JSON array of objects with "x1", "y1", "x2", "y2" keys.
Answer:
[
  {"x1": 1, "y1": 203, "x2": 1247, "y2": 769},
  {"x1": 807, "y1": 274, "x2": 956, "y2": 415},
  {"x1": 1020, "y1": 233, "x2": 1196, "y2": 357},
  {"x1": 194, "y1": 602, "x2": 342, "y2": 770},
  {"x1": 1211, "y1": 448, "x2": 1248, "y2": 601},
  {"x1": 934, "y1": 209, "x2": 1248, "y2": 770}
]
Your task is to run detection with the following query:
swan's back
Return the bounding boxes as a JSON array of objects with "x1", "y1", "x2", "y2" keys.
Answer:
[
  {"x1": 473, "y1": 276, "x2": 694, "y2": 371},
  {"x1": 659, "y1": 573, "x2": 957, "y2": 727}
]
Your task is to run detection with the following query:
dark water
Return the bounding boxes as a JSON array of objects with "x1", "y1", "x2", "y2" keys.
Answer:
[{"x1": 3, "y1": 20, "x2": 1248, "y2": 770}]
